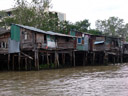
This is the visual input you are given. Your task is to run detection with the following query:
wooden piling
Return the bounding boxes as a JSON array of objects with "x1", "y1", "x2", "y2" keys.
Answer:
[
  {"x1": 34, "y1": 50, "x2": 39, "y2": 70},
  {"x1": 85, "y1": 52, "x2": 88, "y2": 65},
  {"x1": 83, "y1": 51, "x2": 85, "y2": 66},
  {"x1": 113, "y1": 56, "x2": 115, "y2": 64},
  {"x1": 47, "y1": 52, "x2": 49, "y2": 68},
  {"x1": 8, "y1": 54, "x2": 10, "y2": 70},
  {"x1": 93, "y1": 52, "x2": 95, "y2": 65},
  {"x1": 37, "y1": 51, "x2": 39, "y2": 70},
  {"x1": 25, "y1": 58, "x2": 27, "y2": 70},
  {"x1": 73, "y1": 51, "x2": 75, "y2": 67},
  {"x1": 18, "y1": 53, "x2": 21, "y2": 70},
  {"x1": 12, "y1": 54, "x2": 15, "y2": 70},
  {"x1": 62, "y1": 53, "x2": 65, "y2": 66},
  {"x1": 54, "y1": 51, "x2": 59, "y2": 68},
  {"x1": 69, "y1": 52, "x2": 72, "y2": 66}
]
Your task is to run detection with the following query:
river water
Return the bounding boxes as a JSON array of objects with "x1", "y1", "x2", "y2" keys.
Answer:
[{"x1": 0, "y1": 64, "x2": 128, "y2": 96}]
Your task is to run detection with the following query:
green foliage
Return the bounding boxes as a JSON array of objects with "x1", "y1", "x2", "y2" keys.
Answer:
[
  {"x1": 0, "y1": 0, "x2": 61, "y2": 32},
  {"x1": 39, "y1": 63, "x2": 55, "y2": 69},
  {"x1": 87, "y1": 29, "x2": 102, "y2": 35},
  {"x1": 95, "y1": 17, "x2": 125, "y2": 37},
  {"x1": 58, "y1": 19, "x2": 90, "y2": 34},
  {"x1": 75, "y1": 19, "x2": 90, "y2": 32}
]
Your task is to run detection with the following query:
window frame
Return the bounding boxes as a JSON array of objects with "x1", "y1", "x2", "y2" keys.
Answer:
[{"x1": 77, "y1": 37, "x2": 82, "y2": 44}]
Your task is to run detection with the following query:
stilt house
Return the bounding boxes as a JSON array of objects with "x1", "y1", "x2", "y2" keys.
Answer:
[
  {"x1": 70, "y1": 31, "x2": 105, "y2": 52},
  {"x1": 0, "y1": 28, "x2": 10, "y2": 54},
  {"x1": 7, "y1": 24, "x2": 76, "y2": 70}
]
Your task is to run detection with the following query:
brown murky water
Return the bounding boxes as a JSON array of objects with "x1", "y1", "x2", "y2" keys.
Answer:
[{"x1": 0, "y1": 64, "x2": 128, "y2": 96}]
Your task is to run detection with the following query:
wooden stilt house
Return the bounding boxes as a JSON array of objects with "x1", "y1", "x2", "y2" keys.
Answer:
[
  {"x1": 8, "y1": 24, "x2": 76, "y2": 70},
  {"x1": 0, "y1": 28, "x2": 10, "y2": 54}
]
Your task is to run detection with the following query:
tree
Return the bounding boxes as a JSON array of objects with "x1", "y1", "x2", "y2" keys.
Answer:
[
  {"x1": 75, "y1": 19, "x2": 90, "y2": 32},
  {"x1": 0, "y1": 0, "x2": 60, "y2": 32},
  {"x1": 95, "y1": 17, "x2": 125, "y2": 37},
  {"x1": 87, "y1": 29, "x2": 102, "y2": 35}
]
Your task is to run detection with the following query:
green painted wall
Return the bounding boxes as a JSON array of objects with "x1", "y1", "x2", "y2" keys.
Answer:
[
  {"x1": 11, "y1": 25, "x2": 20, "y2": 42},
  {"x1": 77, "y1": 45, "x2": 84, "y2": 50},
  {"x1": 70, "y1": 31, "x2": 76, "y2": 36}
]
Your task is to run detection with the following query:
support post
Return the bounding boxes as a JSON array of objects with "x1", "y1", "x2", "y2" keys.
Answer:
[
  {"x1": 85, "y1": 52, "x2": 88, "y2": 65},
  {"x1": 83, "y1": 51, "x2": 85, "y2": 66},
  {"x1": 12, "y1": 54, "x2": 14, "y2": 70},
  {"x1": 93, "y1": 52, "x2": 95, "y2": 65},
  {"x1": 69, "y1": 51, "x2": 72, "y2": 66},
  {"x1": 62, "y1": 53, "x2": 65, "y2": 66},
  {"x1": 37, "y1": 50, "x2": 39, "y2": 70},
  {"x1": 8, "y1": 54, "x2": 10, "y2": 70},
  {"x1": 34, "y1": 50, "x2": 39, "y2": 70},
  {"x1": 25, "y1": 58, "x2": 27, "y2": 71},
  {"x1": 54, "y1": 51, "x2": 59, "y2": 68},
  {"x1": 113, "y1": 56, "x2": 115, "y2": 64},
  {"x1": 47, "y1": 52, "x2": 49, "y2": 68},
  {"x1": 18, "y1": 53, "x2": 21, "y2": 71},
  {"x1": 73, "y1": 51, "x2": 75, "y2": 67},
  {"x1": 121, "y1": 52, "x2": 123, "y2": 63}
]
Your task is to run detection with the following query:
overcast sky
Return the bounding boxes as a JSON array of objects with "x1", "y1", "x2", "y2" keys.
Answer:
[{"x1": 0, "y1": 0, "x2": 128, "y2": 28}]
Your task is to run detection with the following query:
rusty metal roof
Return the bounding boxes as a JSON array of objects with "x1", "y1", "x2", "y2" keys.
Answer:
[
  {"x1": 0, "y1": 28, "x2": 10, "y2": 35},
  {"x1": 15, "y1": 24, "x2": 75, "y2": 38}
]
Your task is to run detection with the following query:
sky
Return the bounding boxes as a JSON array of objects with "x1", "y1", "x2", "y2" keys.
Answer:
[{"x1": 0, "y1": 0, "x2": 128, "y2": 28}]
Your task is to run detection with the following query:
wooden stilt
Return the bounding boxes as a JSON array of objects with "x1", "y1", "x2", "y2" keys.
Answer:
[
  {"x1": 57, "y1": 53, "x2": 59, "y2": 67},
  {"x1": 34, "y1": 50, "x2": 39, "y2": 70},
  {"x1": 8, "y1": 54, "x2": 10, "y2": 70},
  {"x1": 73, "y1": 51, "x2": 75, "y2": 67},
  {"x1": 54, "y1": 52, "x2": 56, "y2": 68},
  {"x1": 117, "y1": 53, "x2": 119, "y2": 63},
  {"x1": 62, "y1": 53, "x2": 65, "y2": 66},
  {"x1": 103, "y1": 52, "x2": 108, "y2": 65},
  {"x1": 28, "y1": 59, "x2": 31, "y2": 70},
  {"x1": 25, "y1": 58, "x2": 27, "y2": 71},
  {"x1": 83, "y1": 51, "x2": 85, "y2": 66},
  {"x1": 12, "y1": 54, "x2": 14, "y2": 70},
  {"x1": 70, "y1": 52, "x2": 72, "y2": 66},
  {"x1": 54, "y1": 51, "x2": 59, "y2": 68},
  {"x1": 47, "y1": 52, "x2": 49, "y2": 68},
  {"x1": 93, "y1": 52, "x2": 95, "y2": 65},
  {"x1": 34, "y1": 51, "x2": 37, "y2": 69},
  {"x1": 85, "y1": 52, "x2": 88, "y2": 65},
  {"x1": 113, "y1": 56, "x2": 115, "y2": 64},
  {"x1": 18, "y1": 53, "x2": 21, "y2": 70},
  {"x1": 121, "y1": 53, "x2": 123, "y2": 63},
  {"x1": 37, "y1": 51, "x2": 39, "y2": 70}
]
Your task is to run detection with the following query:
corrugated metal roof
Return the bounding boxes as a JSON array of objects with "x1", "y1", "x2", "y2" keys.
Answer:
[
  {"x1": 15, "y1": 24, "x2": 75, "y2": 38},
  {"x1": 0, "y1": 28, "x2": 10, "y2": 35},
  {"x1": 94, "y1": 41, "x2": 104, "y2": 44}
]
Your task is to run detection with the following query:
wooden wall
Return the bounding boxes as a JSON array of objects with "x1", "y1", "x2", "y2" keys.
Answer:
[
  {"x1": 20, "y1": 28, "x2": 34, "y2": 50},
  {"x1": 57, "y1": 37, "x2": 75, "y2": 49},
  {"x1": 90, "y1": 36, "x2": 105, "y2": 51},
  {"x1": 0, "y1": 33, "x2": 10, "y2": 54}
]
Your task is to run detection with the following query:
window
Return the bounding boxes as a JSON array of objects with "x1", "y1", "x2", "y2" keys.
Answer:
[
  {"x1": 24, "y1": 32, "x2": 28, "y2": 40},
  {"x1": 1, "y1": 42, "x2": 3, "y2": 48},
  {"x1": 0, "y1": 42, "x2": 7, "y2": 48},
  {"x1": 44, "y1": 35, "x2": 47, "y2": 43},
  {"x1": 77, "y1": 37, "x2": 82, "y2": 44},
  {"x1": 4, "y1": 42, "x2": 6, "y2": 48},
  {"x1": 50, "y1": 36, "x2": 55, "y2": 42}
]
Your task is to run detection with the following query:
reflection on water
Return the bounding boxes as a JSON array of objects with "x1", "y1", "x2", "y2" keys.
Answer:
[{"x1": 0, "y1": 64, "x2": 128, "y2": 96}]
